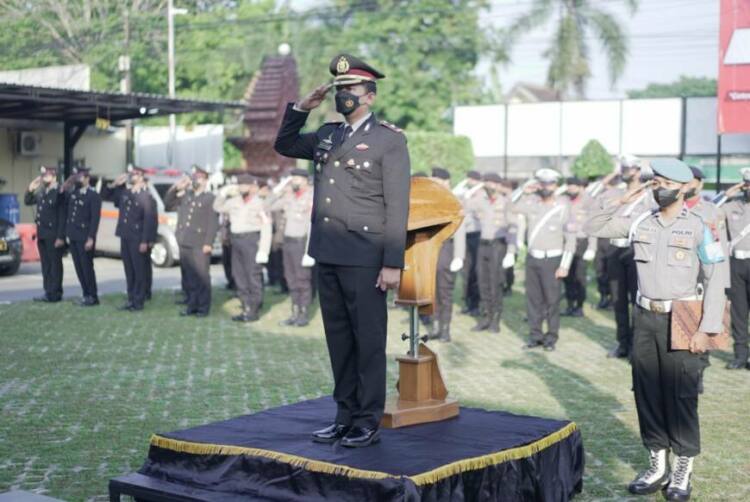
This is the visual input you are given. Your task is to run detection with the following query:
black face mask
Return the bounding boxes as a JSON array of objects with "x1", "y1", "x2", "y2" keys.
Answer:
[
  {"x1": 484, "y1": 186, "x2": 496, "y2": 196},
  {"x1": 621, "y1": 173, "x2": 634, "y2": 183},
  {"x1": 565, "y1": 190, "x2": 579, "y2": 199},
  {"x1": 743, "y1": 189, "x2": 750, "y2": 202},
  {"x1": 75, "y1": 181, "x2": 84, "y2": 189},
  {"x1": 335, "y1": 91, "x2": 360, "y2": 116},
  {"x1": 291, "y1": 183, "x2": 301, "y2": 192},
  {"x1": 538, "y1": 188, "x2": 554, "y2": 198},
  {"x1": 192, "y1": 180, "x2": 202, "y2": 190},
  {"x1": 653, "y1": 187, "x2": 681, "y2": 208}
]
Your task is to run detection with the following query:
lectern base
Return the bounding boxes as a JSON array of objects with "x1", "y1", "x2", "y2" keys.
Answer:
[{"x1": 381, "y1": 396, "x2": 459, "y2": 428}]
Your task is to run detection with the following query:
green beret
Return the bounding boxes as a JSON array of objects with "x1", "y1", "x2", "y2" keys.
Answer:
[{"x1": 649, "y1": 158, "x2": 692, "y2": 183}]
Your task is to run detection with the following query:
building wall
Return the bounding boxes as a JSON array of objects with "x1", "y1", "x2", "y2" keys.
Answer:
[{"x1": 0, "y1": 125, "x2": 125, "y2": 223}]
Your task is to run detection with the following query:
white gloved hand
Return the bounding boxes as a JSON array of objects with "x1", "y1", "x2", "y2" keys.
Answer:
[
  {"x1": 449, "y1": 257, "x2": 464, "y2": 273},
  {"x1": 301, "y1": 254, "x2": 316, "y2": 267},
  {"x1": 272, "y1": 176, "x2": 292, "y2": 195},
  {"x1": 222, "y1": 184, "x2": 239, "y2": 197},
  {"x1": 502, "y1": 253, "x2": 516, "y2": 269},
  {"x1": 583, "y1": 248, "x2": 596, "y2": 261},
  {"x1": 255, "y1": 252, "x2": 269, "y2": 264}
]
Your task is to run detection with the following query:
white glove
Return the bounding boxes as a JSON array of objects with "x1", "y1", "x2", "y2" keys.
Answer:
[
  {"x1": 222, "y1": 185, "x2": 239, "y2": 197},
  {"x1": 449, "y1": 257, "x2": 463, "y2": 273},
  {"x1": 255, "y1": 251, "x2": 269, "y2": 264},
  {"x1": 301, "y1": 254, "x2": 316, "y2": 267},
  {"x1": 583, "y1": 248, "x2": 596, "y2": 261},
  {"x1": 502, "y1": 253, "x2": 516, "y2": 269},
  {"x1": 272, "y1": 176, "x2": 292, "y2": 195}
]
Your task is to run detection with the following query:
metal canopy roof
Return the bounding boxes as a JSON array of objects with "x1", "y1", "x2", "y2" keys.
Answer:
[{"x1": 0, "y1": 82, "x2": 246, "y2": 123}]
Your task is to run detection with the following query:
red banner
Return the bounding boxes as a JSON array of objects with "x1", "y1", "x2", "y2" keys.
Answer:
[{"x1": 718, "y1": 0, "x2": 750, "y2": 134}]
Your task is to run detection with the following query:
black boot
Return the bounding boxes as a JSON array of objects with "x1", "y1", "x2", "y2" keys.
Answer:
[
  {"x1": 295, "y1": 306, "x2": 310, "y2": 327},
  {"x1": 280, "y1": 304, "x2": 298, "y2": 326}
]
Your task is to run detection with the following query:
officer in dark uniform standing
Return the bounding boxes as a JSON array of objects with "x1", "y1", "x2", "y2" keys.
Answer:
[
  {"x1": 561, "y1": 177, "x2": 596, "y2": 317},
  {"x1": 62, "y1": 167, "x2": 101, "y2": 306},
  {"x1": 274, "y1": 53, "x2": 410, "y2": 448},
  {"x1": 24, "y1": 166, "x2": 66, "y2": 302},
  {"x1": 144, "y1": 177, "x2": 158, "y2": 301},
  {"x1": 164, "y1": 166, "x2": 219, "y2": 317},
  {"x1": 586, "y1": 158, "x2": 728, "y2": 501},
  {"x1": 102, "y1": 166, "x2": 157, "y2": 311},
  {"x1": 427, "y1": 167, "x2": 465, "y2": 342}
]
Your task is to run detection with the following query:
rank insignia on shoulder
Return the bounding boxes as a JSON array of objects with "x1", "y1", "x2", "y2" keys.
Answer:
[
  {"x1": 356, "y1": 143, "x2": 369, "y2": 151},
  {"x1": 380, "y1": 120, "x2": 403, "y2": 133}
]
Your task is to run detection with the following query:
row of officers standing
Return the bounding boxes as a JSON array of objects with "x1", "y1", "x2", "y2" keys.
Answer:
[{"x1": 24, "y1": 163, "x2": 317, "y2": 327}]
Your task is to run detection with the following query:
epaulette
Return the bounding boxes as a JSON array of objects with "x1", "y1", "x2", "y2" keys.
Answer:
[{"x1": 380, "y1": 120, "x2": 404, "y2": 134}]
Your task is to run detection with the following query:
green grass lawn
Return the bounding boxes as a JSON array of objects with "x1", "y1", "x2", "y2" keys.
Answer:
[{"x1": 1, "y1": 279, "x2": 749, "y2": 501}]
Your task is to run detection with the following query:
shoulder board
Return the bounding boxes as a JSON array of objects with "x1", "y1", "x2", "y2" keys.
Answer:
[
  {"x1": 323, "y1": 121, "x2": 343, "y2": 128},
  {"x1": 379, "y1": 120, "x2": 404, "y2": 134}
]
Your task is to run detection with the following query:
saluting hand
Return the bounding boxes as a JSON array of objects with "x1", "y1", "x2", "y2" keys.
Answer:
[
  {"x1": 376, "y1": 267, "x2": 401, "y2": 292},
  {"x1": 115, "y1": 174, "x2": 128, "y2": 186},
  {"x1": 725, "y1": 182, "x2": 745, "y2": 198},
  {"x1": 28, "y1": 176, "x2": 42, "y2": 191},
  {"x1": 298, "y1": 83, "x2": 332, "y2": 112},
  {"x1": 619, "y1": 180, "x2": 652, "y2": 205}
]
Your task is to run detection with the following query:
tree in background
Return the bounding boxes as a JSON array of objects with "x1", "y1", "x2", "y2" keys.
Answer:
[
  {"x1": 504, "y1": 0, "x2": 638, "y2": 99},
  {"x1": 571, "y1": 139, "x2": 612, "y2": 179},
  {"x1": 627, "y1": 76, "x2": 717, "y2": 99},
  {"x1": 407, "y1": 132, "x2": 474, "y2": 180}
]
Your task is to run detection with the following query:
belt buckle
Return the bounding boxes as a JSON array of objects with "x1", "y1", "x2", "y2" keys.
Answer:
[{"x1": 651, "y1": 301, "x2": 665, "y2": 313}]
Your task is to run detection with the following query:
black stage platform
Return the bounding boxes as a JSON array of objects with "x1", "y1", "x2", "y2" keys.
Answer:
[{"x1": 110, "y1": 397, "x2": 584, "y2": 501}]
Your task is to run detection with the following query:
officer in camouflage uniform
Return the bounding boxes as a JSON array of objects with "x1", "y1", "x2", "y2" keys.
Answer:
[
  {"x1": 586, "y1": 158, "x2": 728, "y2": 501},
  {"x1": 275, "y1": 53, "x2": 410, "y2": 448},
  {"x1": 24, "y1": 166, "x2": 66, "y2": 302}
]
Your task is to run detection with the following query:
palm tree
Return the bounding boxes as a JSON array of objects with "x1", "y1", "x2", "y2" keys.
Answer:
[{"x1": 504, "y1": 0, "x2": 638, "y2": 99}]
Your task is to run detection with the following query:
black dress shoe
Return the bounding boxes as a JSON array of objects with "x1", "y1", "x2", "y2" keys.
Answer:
[
  {"x1": 607, "y1": 346, "x2": 629, "y2": 359},
  {"x1": 118, "y1": 303, "x2": 135, "y2": 311},
  {"x1": 523, "y1": 340, "x2": 544, "y2": 350},
  {"x1": 174, "y1": 298, "x2": 188, "y2": 305},
  {"x1": 79, "y1": 296, "x2": 99, "y2": 306},
  {"x1": 340, "y1": 426, "x2": 380, "y2": 448},
  {"x1": 725, "y1": 359, "x2": 748, "y2": 370},
  {"x1": 232, "y1": 312, "x2": 259, "y2": 322},
  {"x1": 471, "y1": 319, "x2": 490, "y2": 332},
  {"x1": 311, "y1": 423, "x2": 350, "y2": 444},
  {"x1": 180, "y1": 309, "x2": 197, "y2": 317},
  {"x1": 194, "y1": 311, "x2": 209, "y2": 318},
  {"x1": 33, "y1": 295, "x2": 51, "y2": 302},
  {"x1": 543, "y1": 343, "x2": 556, "y2": 352},
  {"x1": 130, "y1": 305, "x2": 144, "y2": 312}
]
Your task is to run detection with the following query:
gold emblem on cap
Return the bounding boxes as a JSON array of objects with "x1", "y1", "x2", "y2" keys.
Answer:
[{"x1": 336, "y1": 56, "x2": 350, "y2": 75}]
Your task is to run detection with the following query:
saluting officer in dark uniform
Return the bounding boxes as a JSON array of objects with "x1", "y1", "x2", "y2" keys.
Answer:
[
  {"x1": 275, "y1": 54, "x2": 410, "y2": 448},
  {"x1": 62, "y1": 167, "x2": 101, "y2": 306},
  {"x1": 164, "y1": 166, "x2": 219, "y2": 317},
  {"x1": 102, "y1": 166, "x2": 157, "y2": 311},
  {"x1": 586, "y1": 159, "x2": 728, "y2": 501},
  {"x1": 25, "y1": 165, "x2": 66, "y2": 302}
]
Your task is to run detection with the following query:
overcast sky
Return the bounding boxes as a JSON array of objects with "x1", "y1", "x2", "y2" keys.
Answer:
[{"x1": 292, "y1": 0, "x2": 719, "y2": 99}]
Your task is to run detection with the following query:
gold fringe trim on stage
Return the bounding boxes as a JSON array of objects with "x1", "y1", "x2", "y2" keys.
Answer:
[
  {"x1": 149, "y1": 421, "x2": 578, "y2": 486},
  {"x1": 149, "y1": 434, "x2": 394, "y2": 480},
  {"x1": 409, "y1": 422, "x2": 579, "y2": 486}
]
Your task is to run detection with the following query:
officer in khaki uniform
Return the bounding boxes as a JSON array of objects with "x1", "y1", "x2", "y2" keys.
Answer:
[
  {"x1": 214, "y1": 173, "x2": 272, "y2": 322},
  {"x1": 467, "y1": 172, "x2": 516, "y2": 333},
  {"x1": 561, "y1": 177, "x2": 597, "y2": 317},
  {"x1": 102, "y1": 166, "x2": 157, "y2": 312},
  {"x1": 266, "y1": 168, "x2": 315, "y2": 327},
  {"x1": 586, "y1": 158, "x2": 728, "y2": 501},
  {"x1": 716, "y1": 168, "x2": 750, "y2": 370},
  {"x1": 427, "y1": 167, "x2": 466, "y2": 342},
  {"x1": 274, "y1": 53, "x2": 410, "y2": 448},
  {"x1": 164, "y1": 166, "x2": 219, "y2": 317},
  {"x1": 511, "y1": 168, "x2": 576, "y2": 351},
  {"x1": 459, "y1": 170, "x2": 482, "y2": 315},
  {"x1": 62, "y1": 167, "x2": 101, "y2": 306},
  {"x1": 24, "y1": 166, "x2": 66, "y2": 303}
]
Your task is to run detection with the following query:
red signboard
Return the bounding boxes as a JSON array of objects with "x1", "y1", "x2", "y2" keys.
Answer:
[{"x1": 718, "y1": 0, "x2": 750, "y2": 134}]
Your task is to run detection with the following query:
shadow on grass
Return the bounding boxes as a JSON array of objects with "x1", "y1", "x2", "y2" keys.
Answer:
[{"x1": 502, "y1": 352, "x2": 644, "y2": 499}]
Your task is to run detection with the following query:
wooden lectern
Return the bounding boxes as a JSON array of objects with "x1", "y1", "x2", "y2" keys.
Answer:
[{"x1": 381, "y1": 177, "x2": 463, "y2": 429}]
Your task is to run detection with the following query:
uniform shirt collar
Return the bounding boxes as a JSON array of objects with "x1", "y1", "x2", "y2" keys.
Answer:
[{"x1": 346, "y1": 112, "x2": 372, "y2": 134}]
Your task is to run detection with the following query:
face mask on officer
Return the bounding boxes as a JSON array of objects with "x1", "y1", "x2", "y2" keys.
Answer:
[
  {"x1": 653, "y1": 187, "x2": 682, "y2": 208},
  {"x1": 743, "y1": 186, "x2": 750, "y2": 202},
  {"x1": 238, "y1": 185, "x2": 251, "y2": 196},
  {"x1": 335, "y1": 90, "x2": 360, "y2": 116},
  {"x1": 537, "y1": 184, "x2": 556, "y2": 198},
  {"x1": 621, "y1": 169, "x2": 638, "y2": 183}
]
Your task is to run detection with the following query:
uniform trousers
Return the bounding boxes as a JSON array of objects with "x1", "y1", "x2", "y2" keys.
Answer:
[
  {"x1": 477, "y1": 239, "x2": 507, "y2": 326},
  {"x1": 563, "y1": 238, "x2": 589, "y2": 309},
  {"x1": 283, "y1": 236, "x2": 312, "y2": 307},
  {"x1": 38, "y1": 237, "x2": 64, "y2": 300},
  {"x1": 729, "y1": 257, "x2": 750, "y2": 362},
  {"x1": 435, "y1": 240, "x2": 457, "y2": 330},
  {"x1": 231, "y1": 232, "x2": 263, "y2": 314},
  {"x1": 69, "y1": 239, "x2": 97, "y2": 299},
  {"x1": 632, "y1": 307, "x2": 706, "y2": 457},
  {"x1": 180, "y1": 244, "x2": 212, "y2": 314},
  {"x1": 608, "y1": 246, "x2": 638, "y2": 352},
  {"x1": 317, "y1": 263, "x2": 387, "y2": 429},
  {"x1": 121, "y1": 238, "x2": 149, "y2": 308},
  {"x1": 463, "y1": 231, "x2": 480, "y2": 311},
  {"x1": 526, "y1": 255, "x2": 562, "y2": 345}
]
